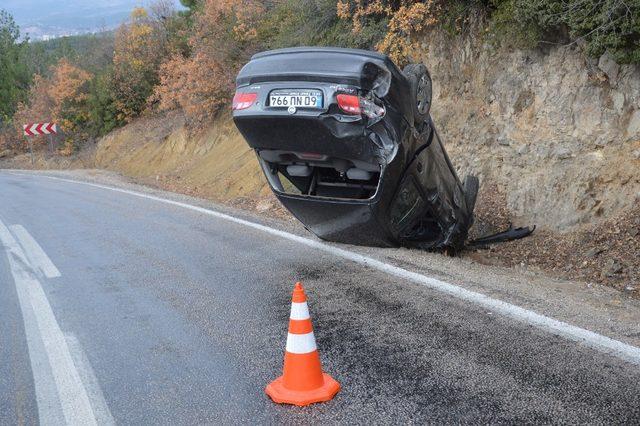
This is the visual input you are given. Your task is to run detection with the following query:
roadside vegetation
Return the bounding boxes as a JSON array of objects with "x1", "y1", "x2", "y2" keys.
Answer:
[{"x1": 1, "y1": 0, "x2": 638, "y2": 153}]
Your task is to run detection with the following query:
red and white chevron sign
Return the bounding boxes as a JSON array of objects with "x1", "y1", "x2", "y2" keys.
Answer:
[{"x1": 23, "y1": 122, "x2": 57, "y2": 136}]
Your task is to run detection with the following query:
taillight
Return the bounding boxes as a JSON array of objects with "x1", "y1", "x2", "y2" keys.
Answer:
[
  {"x1": 336, "y1": 94, "x2": 361, "y2": 114},
  {"x1": 337, "y1": 93, "x2": 385, "y2": 118},
  {"x1": 232, "y1": 92, "x2": 257, "y2": 110}
]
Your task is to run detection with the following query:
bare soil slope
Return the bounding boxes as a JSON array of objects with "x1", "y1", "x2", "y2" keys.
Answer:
[{"x1": 93, "y1": 111, "x2": 272, "y2": 204}]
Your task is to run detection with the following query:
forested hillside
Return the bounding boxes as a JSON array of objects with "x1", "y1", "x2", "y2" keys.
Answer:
[{"x1": 1, "y1": 0, "x2": 639, "y2": 154}]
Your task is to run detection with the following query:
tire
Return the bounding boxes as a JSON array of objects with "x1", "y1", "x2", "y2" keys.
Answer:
[
  {"x1": 462, "y1": 174, "x2": 479, "y2": 235},
  {"x1": 463, "y1": 175, "x2": 479, "y2": 214},
  {"x1": 403, "y1": 63, "x2": 432, "y2": 126}
]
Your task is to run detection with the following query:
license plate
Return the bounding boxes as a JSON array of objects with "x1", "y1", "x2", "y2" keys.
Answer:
[{"x1": 269, "y1": 90, "x2": 322, "y2": 109}]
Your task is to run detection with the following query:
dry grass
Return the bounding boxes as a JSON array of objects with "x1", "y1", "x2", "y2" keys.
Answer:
[{"x1": 93, "y1": 110, "x2": 272, "y2": 202}]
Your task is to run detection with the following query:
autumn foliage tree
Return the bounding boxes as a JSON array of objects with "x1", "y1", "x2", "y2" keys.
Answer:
[
  {"x1": 112, "y1": 8, "x2": 168, "y2": 122},
  {"x1": 153, "y1": 0, "x2": 264, "y2": 128},
  {"x1": 13, "y1": 58, "x2": 92, "y2": 153}
]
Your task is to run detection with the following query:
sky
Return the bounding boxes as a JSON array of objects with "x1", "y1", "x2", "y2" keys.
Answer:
[{"x1": 1, "y1": 0, "x2": 184, "y2": 39}]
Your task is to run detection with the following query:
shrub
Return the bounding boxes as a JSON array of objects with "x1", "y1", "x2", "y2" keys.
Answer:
[
  {"x1": 511, "y1": 0, "x2": 640, "y2": 64},
  {"x1": 375, "y1": 1, "x2": 440, "y2": 65},
  {"x1": 261, "y1": 0, "x2": 353, "y2": 49},
  {"x1": 87, "y1": 69, "x2": 120, "y2": 137}
]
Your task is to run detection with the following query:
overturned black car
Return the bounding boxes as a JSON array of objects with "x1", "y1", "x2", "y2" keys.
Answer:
[{"x1": 232, "y1": 47, "x2": 479, "y2": 252}]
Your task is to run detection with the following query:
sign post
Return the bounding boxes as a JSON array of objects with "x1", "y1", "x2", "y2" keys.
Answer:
[
  {"x1": 28, "y1": 136, "x2": 33, "y2": 164},
  {"x1": 22, "y1": 123, "x2": 58, "y2": 165}
]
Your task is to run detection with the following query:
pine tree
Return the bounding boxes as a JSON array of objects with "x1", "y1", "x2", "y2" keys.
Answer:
[{"x1": 0, "y1": 10, "x2": 30, "y2": 124}]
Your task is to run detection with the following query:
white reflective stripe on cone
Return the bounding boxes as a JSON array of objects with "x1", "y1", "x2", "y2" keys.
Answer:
[
  {"x1": 289, "y1": 302, "x2": 310, "y2": 320},
  {"x1": 286, "y1": 332, "x2": 317, "y2": 354}
]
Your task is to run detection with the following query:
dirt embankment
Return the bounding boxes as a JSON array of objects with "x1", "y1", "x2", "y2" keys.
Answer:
[
  {"x1": 92, "y1": 111, "x2": 274, "y2": 209},
  {"x1": 2, "y1": 29, "x2": 639, "y2": 293}
]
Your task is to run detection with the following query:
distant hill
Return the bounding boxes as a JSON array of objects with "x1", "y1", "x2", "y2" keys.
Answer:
[
  {"x1": 28, "y1": 31, "x2": 115, "y2": 75},
  {"x1": 3, "y1": 0, "x2": 183, "y2": 40}
]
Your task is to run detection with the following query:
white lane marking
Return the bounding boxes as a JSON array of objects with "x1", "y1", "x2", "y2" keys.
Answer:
[
  {"x1": 290, "y1": 302, "x2": 310, "y2": 320},
  {"x1": 10, "y1": 172, "x2": 640, "y2": 365},
  {"x1": 10, "y1": 225, "x2": 61, "y2": 278},
  {"x1": 65, "y1": 335, "x2": 116, "y2": 426},
  {"x1": 286, "y1": 332, "x2": 317, "y2": 354},
  {"x1": 16, "y1": 277, "x2": 67, "y2": 425},
  {"x1": 0, "y1": 218, "x2": 99, "y2": 425}
]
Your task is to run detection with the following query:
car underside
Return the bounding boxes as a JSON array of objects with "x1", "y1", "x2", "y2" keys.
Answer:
[{"x1": 232, "y1": 47, "x2": 479, "y2": 252}]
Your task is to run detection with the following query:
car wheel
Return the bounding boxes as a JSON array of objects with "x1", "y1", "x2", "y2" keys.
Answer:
[
  {"x1": 463, "y1": 175, "x2": 479, "y2": 214},
  {"x1": 463, "y1": 174, "x2": 479, "y2": 232},
  {"x1": 403, "y1": 63, "x2": 432, "y2": 126}
]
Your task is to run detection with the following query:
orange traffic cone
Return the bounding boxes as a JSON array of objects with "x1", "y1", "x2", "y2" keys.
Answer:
[{"x1": 266, "y1": 282, "x2": 340, "y2": 406}]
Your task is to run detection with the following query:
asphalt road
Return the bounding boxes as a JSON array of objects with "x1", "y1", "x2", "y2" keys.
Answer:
[{"x1": 2, "y1": 170, "x2": 640, "y2": 424}]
